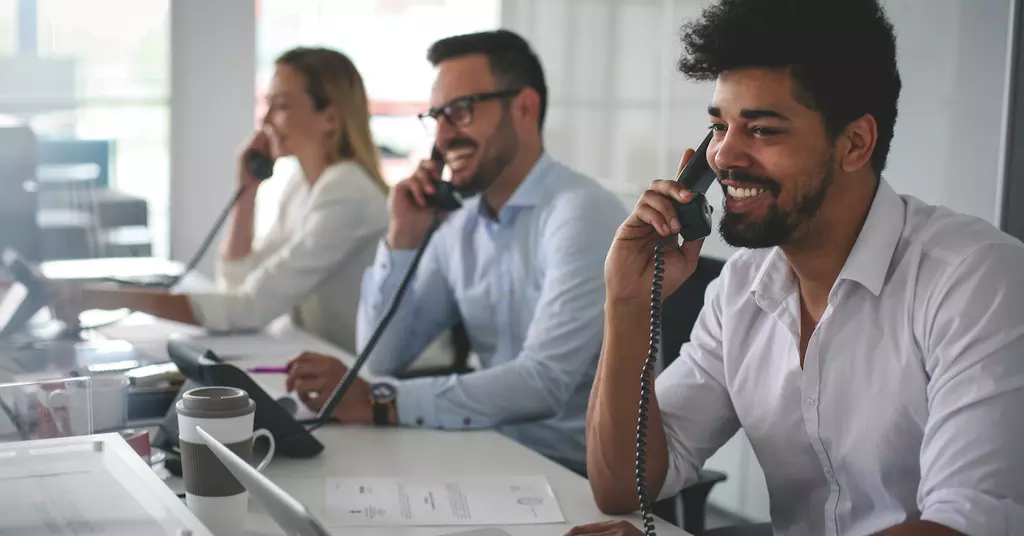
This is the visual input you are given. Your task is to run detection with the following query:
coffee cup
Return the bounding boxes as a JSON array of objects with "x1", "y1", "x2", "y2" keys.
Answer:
[{"x1": 176, "y1": 386, "x2": 275, "y2": 536}]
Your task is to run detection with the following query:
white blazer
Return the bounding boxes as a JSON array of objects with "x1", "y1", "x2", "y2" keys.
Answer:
[{"x1": 187, "y1": 160, "x2": 388, "y2": 354}]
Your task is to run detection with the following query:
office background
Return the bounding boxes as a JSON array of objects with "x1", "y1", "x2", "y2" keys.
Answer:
[{"x1": 1, "y1": 0, "x2": 1021, "y2": 525}]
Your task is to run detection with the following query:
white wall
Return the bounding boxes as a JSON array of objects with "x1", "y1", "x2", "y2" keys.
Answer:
[
  {"x1": 169, "y1": 0, "x2": 256, "y2": 276},
  {"x1": 503, "y1": 0, "x2": 1015, "y2": 523},
  {"x1": 882, "y1": 0, "x2": 1013, "y2": 225}
]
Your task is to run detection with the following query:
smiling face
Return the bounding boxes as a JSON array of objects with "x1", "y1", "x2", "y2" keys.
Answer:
[
  {"x1": 427, "y1": 54, "x2": 522, "y2": 196},
  {"x1": 263, "y1": 63, "x2": 338, "y2": 160},
  {"x1": 707, "y1": 68, "x2": 839, "y2": 248}
]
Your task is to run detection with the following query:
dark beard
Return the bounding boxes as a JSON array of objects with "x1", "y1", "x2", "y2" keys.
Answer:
[
  {"x1": 719, "y1": 161, "x2": 835, "y2": 248},
  {"x1": 453, "y1": 109, "x2": 518, "y2": 197}
]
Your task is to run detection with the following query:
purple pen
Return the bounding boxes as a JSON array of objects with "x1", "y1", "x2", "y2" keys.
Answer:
[{"x1": 247, "y1": 365, "x2": 291, "y2": 374}]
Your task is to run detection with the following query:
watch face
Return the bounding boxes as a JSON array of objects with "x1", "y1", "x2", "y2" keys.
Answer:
[{"x1": 370, "y1": 383, "x2": 396, "y2": 402}]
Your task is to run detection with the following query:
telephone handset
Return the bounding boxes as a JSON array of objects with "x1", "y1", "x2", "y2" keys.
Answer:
[
  {"x1": 423, "y1": 147, "x2": 463, "y2": 212},
  {"x1": 671, "y1": 131, "x2": 716, "y2": 241},
  {"x1": 245, "y1": 150, "x2": 275, "y2": 181},
  {"x1": 636, "y1": 130, "x2": 716, "y2": 536}
]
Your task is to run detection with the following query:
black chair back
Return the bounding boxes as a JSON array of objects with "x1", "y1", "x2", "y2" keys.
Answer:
[
  {"x1": 0, "y1": 126, "x2": 41, "y2": 262},
  {"x1": 660, "y1": 255, "x2": 726, "y2": 367}
]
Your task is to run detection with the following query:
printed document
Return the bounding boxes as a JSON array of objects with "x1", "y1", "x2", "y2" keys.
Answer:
[
  {"x1": 324, "y1": 476, "x2": 564, "y2": 526},
  {"x1": 0, "y1": 459, "x2": 167, "y2": 535}
]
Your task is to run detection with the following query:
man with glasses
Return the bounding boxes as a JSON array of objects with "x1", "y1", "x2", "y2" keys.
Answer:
[{"x1": 284, "y1": 29, "x2": 626, "y2": 474}]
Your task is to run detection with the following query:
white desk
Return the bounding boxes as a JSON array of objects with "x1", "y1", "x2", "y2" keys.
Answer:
[{"x1": 98, "y1": 315, "x2": 691, "y2": 536}]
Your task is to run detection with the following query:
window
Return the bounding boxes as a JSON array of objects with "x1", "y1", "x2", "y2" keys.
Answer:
[
  {"x1": 0, "y1": 0, "x2": 170, "y2": 257},
  {"x1": 253, "y1": 0, "x2": 500, "y2": 237},
  {"x1": 0, "y1": 0, "x2": 13, "y2": 55}
]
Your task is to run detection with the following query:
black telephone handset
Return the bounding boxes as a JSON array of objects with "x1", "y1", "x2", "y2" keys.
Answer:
[
  {"x1": 671, "y1": 131, "x2": 716, "y2": 241},
  {"x1": 636, "y1": 131, "x2": 716, "y2": 536},
  {"x1": 423, "y1": 147, "x2": 462, "y2": 212},
  {"x1": 246, "y1": 150, "x2": 275, "y2": 181}
]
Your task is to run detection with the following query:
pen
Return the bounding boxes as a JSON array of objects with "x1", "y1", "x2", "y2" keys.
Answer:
[{"x1": 247, "y1": 365, "x2": 291, "y2": 374}]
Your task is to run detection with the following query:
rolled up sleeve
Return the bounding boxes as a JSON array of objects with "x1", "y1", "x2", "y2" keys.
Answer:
[
  {"x1": 655, "y1": 276, "x2": 740, "y2": 501},
  {"x1": 918, "y1": 242, "x2": 1024, "y2": 535}
]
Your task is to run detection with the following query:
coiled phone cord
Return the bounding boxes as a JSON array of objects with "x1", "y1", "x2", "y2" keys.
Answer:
[{"x1": 636, "y1": 242, "x2": 665, "y2": 536}]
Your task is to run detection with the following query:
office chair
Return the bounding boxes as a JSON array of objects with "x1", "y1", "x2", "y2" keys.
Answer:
[
  {"x1": 393, "y1": 321, "x2": 473, "y2": 379},
  {"x1": 37, "y1": 138, "x2": 152, "y2": 258},
  {"x1": 653, "y1": 256, "x2": 773, "y2": 535},
  {"x1": 0, "y1": 126, "x2": 42, "y2": 262}
]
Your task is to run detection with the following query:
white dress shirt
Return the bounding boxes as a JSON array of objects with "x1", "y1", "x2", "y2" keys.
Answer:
[
  {"x1": 188, "y1": 161, "x2": 388, "y2": 353},
  {"x1": 656, "y1": 179, "x2": 1024, "y2": 536}
]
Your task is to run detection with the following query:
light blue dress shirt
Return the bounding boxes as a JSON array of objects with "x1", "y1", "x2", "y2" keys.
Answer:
[{"x1": 356, "y1": 153, "x2": 626, "y2": 472}]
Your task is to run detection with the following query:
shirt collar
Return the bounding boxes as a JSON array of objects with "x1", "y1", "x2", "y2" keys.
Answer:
[
  {"x1": 749, "y1": 178, "x2": 906, "y2": 303},
  {"x1": 835, "y1": 178, "x2": 905, "y2": 296},
  {"x1": 301, "y1": 160, "x2": 351, "y2": 193},
  {"x1": 473, "y1": 152, "x2": 553, "y2": 222}
]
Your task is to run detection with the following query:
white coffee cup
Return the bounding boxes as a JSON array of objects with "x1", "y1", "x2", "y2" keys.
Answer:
[{"x1": 176, "y1": 386, "x2": 275, "y2": 536}]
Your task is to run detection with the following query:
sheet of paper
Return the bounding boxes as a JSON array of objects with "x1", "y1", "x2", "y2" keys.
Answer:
[
  {"x1": 169, "y1": 333, "x2": 310, "y2": 361},
  {"x1": 96, "y1": 315, "x2": 204, "y2": 343},
  {"x1": 440, "y1": 529, "x2": 514, "y2": 536},
  {"x1": 324, "y1": 476, "x2": 564, "y2": 526},
  {"x1": 0, "y1": 459, "x2": 169, "y2": 535}
]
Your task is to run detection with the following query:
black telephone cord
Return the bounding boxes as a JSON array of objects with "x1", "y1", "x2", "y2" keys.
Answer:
[
  {"x1": 306, "y1": 212, "x2": 443, "y2": 431},
  {"x1": 636, "y1": 242, "x2": 665, "y2": 536},
  {"x1": 101, "y1": 186, "x2": 247, "y2": 290}
]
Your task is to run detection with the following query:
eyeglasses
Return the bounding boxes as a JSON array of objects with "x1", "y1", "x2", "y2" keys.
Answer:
[{"x1": 418, "y1": 89, "x2": 522, "y2": 134}]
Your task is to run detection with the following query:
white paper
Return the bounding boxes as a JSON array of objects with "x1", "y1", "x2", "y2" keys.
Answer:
[
  {"x1": 0, "y1": 460, "x2": 168, "y2": 535},
  {"x1": 440, "y1": 530, "x2": 514, "y2": 536},
  {"x1": 169, "y1": 333, "x2": 309, "y2": 361},
  {"x1": 324, "y1": 476, "x2": 564, "y2": 526}
]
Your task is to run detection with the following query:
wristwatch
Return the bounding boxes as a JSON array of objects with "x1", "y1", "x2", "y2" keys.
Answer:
[{"x1": 368, "y1": 382, "x2": 397, "y2": 426}]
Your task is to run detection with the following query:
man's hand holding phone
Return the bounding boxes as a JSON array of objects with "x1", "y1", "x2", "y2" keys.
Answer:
[
  {"x1": 604, "y1": 149, "x2": 707, "y2": 304},
  {"x1": 386, "y1": 158, "x2": 443, "y2": 250}
]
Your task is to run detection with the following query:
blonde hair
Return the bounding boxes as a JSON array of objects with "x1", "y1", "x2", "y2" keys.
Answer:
[{"x1": 275, "y1": 47, "x2": 387, "y2": 193}]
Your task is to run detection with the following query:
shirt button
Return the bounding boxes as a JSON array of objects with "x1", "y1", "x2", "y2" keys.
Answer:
[
  {"x1": 415, "y1": 417, "x2": 424, "y2": 426},
  {"x1": 805, "y1": 398, "x2": 817, "y2": 407},
  {"x1": 463, "y1": 417, "x2": 472, "y2": 427}
]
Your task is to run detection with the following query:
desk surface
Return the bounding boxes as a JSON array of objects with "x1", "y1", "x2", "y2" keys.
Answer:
[{"x1": 99, "y1": 315, "x2": 690, "y2": 536}]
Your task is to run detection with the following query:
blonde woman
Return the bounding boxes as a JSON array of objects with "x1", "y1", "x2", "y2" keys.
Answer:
[{"x1": 60, "y1": 47, "x2": 389, "y2": 353}]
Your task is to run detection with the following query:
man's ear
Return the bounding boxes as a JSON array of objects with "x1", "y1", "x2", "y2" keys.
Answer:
[
  {"x1": 515, "y1": 88, "x2": 541, "y2": 127},
  {"x1": 838, "y1": 114, "x2": 877, "y2": 173}
]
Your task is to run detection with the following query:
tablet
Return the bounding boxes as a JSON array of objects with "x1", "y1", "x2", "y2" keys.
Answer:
[{"x1": 195, "y1": 425, "x2": 331, "y2": 536}]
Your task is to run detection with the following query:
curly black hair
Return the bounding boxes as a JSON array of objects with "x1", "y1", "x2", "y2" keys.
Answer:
[
  {"x1": 678, "y1": 0, "x2": 901, "y2": 174},
  {"x1": 428, "y1": 30, "x2": 548, "y2": 129}
]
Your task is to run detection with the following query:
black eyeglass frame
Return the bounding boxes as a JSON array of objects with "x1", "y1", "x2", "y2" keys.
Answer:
[{"x1": 417, "y1": 89, "x2": 523, "y2": 131}]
